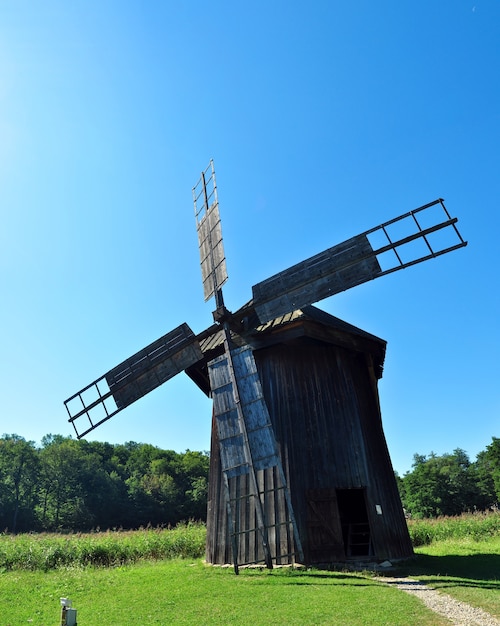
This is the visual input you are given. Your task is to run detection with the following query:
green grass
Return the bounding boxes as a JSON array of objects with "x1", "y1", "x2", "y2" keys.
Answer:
[
  {"x1": 0, "y1": 513, "x2": 498, "y2": 624},
  {"x1": 0, "y1": 560, "x2": 449, "y2": 625}
]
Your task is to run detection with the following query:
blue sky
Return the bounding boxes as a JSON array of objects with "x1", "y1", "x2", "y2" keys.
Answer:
[{"x1": 0, "y1": 1, "x2": 498, "y2": 475}]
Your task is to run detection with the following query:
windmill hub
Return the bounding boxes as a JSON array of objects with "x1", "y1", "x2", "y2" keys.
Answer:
[{"x1": 212, "y1": 305, "x2": 232, "y2": 324}]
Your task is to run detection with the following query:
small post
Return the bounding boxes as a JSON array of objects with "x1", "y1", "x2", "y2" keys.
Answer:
[{"x1": 60, "y1": 598, "x2": 77, "y2": 626}]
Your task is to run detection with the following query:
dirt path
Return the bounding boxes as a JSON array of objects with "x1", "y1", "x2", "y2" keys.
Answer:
[{"x1": 377, "y1": 577, "x2": 500, "y2": 626}]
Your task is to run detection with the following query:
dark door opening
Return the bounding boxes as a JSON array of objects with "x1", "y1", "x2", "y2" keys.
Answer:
[{"x1": 336, "y1": 489, "x2": 372, "y2": 558}]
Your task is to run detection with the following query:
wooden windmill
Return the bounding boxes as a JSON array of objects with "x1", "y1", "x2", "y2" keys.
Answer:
[{"x1": 64, "y1": 160, "x2": 467, "y2": 571}]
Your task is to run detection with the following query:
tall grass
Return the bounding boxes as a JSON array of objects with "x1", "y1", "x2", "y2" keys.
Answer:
[
  {"x1": 0, "y1": 522, "x2": 206, "y2": 571},
  {"x1": 407, "y1": 510, "x2": 500, "y2": 546},
  {"x1": 2, "y1": 512, "x2": 498, "y2": 571}
]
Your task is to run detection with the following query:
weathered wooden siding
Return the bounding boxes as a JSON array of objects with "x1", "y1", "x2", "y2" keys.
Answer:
[
  {"x1": 354, "y1": 353, "x2": 414, "y2": 560},
  {"x1": 205, "y1": 415, "x2": 297, "y2": 566},
  {"x1": 206, "y1": 326, "x2": 413, "y2": 565}
]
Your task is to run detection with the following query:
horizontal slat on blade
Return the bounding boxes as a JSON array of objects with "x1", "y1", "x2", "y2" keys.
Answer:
[
  {"x1": 209, "y1": 345, "x2": 279, "y2": 479},
  {"x1": 106, "y1": 323, "x2": 203, "y2": 410},
  {"x1": 253, "y1": 234, "x2": 380, "y2": 323}
]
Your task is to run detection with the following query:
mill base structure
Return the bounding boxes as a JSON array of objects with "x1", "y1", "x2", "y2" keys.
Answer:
[{"x1": 188, "y1": 306, "x2": 413, "y2": 566}]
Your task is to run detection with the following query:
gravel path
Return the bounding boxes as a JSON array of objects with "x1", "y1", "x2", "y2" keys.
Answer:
[{"x1": 377, "y1": 577, "x2": 500, "y2": 626}]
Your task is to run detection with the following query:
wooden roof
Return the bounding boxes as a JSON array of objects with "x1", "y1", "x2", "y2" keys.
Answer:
[{"x1": 185, "y1": 305, "x2": 386, "y2": 396}]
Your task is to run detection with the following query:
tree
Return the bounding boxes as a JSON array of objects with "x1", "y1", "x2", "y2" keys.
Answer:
[
  {"x1": 400, "y1": 448, "x2": 482, "y2": 518},
  {"x1": 77, "y1": 440, "x2": 131, "y2": 528},
  {"x1": 0, "y1": 435, "x2": 39, "y2": 532},
  {"x1": 471, "y1": 449, "x2": 497, "y2": 510},
  {"x1": 400, "y1": 452, "x2": 447, "y2": 518},
  {"x1": 0, "y1": 434, "x2": 211, "y2": 531},
  {"x1": 38, "y1": 436, "x2": 95, "y2": 529},
  {"x1": 178, "y1": 451, "x2": 209, "y2": 520},
  {"x1": 485, "y1": 437, "x2": 500, "y2": 499},
  {"x1": 474, "y1": 437, "x2": 500, "y2": 506},
  {"x1": 123, "y1": 446, "x2": 209, "y2": 526}
]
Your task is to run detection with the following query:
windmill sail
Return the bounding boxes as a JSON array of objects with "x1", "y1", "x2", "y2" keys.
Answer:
[
  {"x1": 252, "y1": 198, "x2": 467, "y2": 323},
  {"x1": 209, "y1": 343, "x2": 303, "y2": 568},
  {"x1": 209, "y1": 345, "x2": 280, "y2": 477},
  {"x1": 253, "y1": 233, "x2": 381, "y2": 324},
  {"x1": 193, "y1": 160, "x2": 303, "y2": 570},
  {"x1": 64, "y1": 323, "x2": 202, "y2": 438},
  {"x1": 193, "y1": 160, "x2": 228, "y2": 303}
]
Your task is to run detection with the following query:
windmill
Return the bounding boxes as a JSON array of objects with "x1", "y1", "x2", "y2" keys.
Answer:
[{"x1": 65, "y1": 160, "x2": 467, "y2": 571}]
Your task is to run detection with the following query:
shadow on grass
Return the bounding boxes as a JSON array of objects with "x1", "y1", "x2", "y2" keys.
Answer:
[
  {"x1": 386, "y1": 553, "x2": 500, "y2": 591},
  {"x1": 235, "y1": 569, "x2": 380, "y2": 586},
  {"x1": 223, "y1": 552, "x2": 500, "y2": 591}
]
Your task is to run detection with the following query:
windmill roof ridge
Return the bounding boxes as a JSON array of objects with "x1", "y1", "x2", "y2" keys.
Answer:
[
  {"x1": 299, "y1": 305, "x2": 387, "y2": 345},
  {"x1": 193, "y1": 302, "x2": 387, "y2": 351}
]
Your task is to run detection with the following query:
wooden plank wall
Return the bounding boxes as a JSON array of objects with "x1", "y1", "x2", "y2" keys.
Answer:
[
  {"x1": 206, "y1": 412, "x2": 297, "y2": 566},
  {"x1": 206, "y1": 334, "x2": 413, "y2": 565}
]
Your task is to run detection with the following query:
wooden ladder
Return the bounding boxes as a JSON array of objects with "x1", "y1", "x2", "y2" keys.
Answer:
[{"x1": 346, "y1": 522, "x2": 371, "y2": 557}]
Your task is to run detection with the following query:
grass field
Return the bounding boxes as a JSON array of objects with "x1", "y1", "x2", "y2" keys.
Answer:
[
  {"x1": 0, "y1": 513, "x2": 498, "y2": 625},
  {"x1": 0, "y1": 560, "x2": 452, "y2": 626}
]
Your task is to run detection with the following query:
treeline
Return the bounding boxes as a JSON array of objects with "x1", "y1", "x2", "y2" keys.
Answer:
[
  {"x1": 397, "y1": 437, "x2": 500, "y2": 518},
  {"x1": 2, "y1": 433, "x2": 499, "y2": 532},
  {"x1": 0, "y1": 434, "x2": 209, "y2": 534}
]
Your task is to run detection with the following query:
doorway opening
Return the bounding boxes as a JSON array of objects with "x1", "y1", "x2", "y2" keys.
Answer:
[{"x1": 336, "y1": 489, "x2": 372, "y2": 558}]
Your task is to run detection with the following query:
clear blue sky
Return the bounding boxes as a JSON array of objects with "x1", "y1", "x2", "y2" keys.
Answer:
[{"x1": 1, "y1": 1, "x2": 498, "y2": 476}]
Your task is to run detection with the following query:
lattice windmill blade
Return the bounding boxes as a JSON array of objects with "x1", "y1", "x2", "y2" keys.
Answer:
[
  {"x1": 193, "y1": 159, "x2": 228, "y2": 306},
  {"x1": 252, "y1": 198, "x2": 467, "y2": 324},
  {"x1": 64, "y1": 323, "x2": 203, "y2": 439},
  {"x1": 209, "y1": 345, "x2": 280, "y2": 479},
  {"x1": 193, "y1": 160, "x2": 303, "y2": 571},
  {"x1": 208, "y1": 341, "x2": 304, "y2": 569}
]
